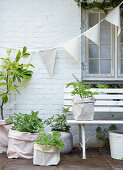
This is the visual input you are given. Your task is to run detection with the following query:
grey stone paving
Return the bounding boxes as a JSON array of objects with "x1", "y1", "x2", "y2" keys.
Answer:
[{"x1": 0, "y1": 149, "x2": 123, "y2": 170}]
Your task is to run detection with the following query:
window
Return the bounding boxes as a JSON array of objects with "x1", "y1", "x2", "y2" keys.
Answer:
[{"x1": 82, "y1": 10, "x2": 123, "y2": 83}]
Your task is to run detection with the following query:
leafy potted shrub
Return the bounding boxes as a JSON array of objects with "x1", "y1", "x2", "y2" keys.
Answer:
[
  {"x1": 0, "y1": 47, "x2": 33, "y2": 153},
  {"x1": 33, "y1": 131, "x2": 64, "y2": 166},
  {"x1": 45, "y1": 107, "x2": 73, "y2": 154},
  {"x1": 7, "y1": 111, "x2": 44, "y2": 159},
  {"x1": 66, "y1": 75, "x2": 97, "y2": 120}
]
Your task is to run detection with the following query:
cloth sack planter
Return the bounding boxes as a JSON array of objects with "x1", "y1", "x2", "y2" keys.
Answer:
[
  {"x1": 72, "y1": 96, "x2": 95, "y2": 120},
  {"x1": 59, "y1": 132, "x2": 73, "y2": 154},
  {"x1": 7, "y1": 129, "x2": 40, "y2": 159},
  {"x1": 33, "y1": 143, "x2": 60, "y2": 166},
  {"x1": 109, "y1": 130, "x2": 123, "y2": 160},
  {"x1": 0, "y1": 120, "x2": 13, "y2": 153}
]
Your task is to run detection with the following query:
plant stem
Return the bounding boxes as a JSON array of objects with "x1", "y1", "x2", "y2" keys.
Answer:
[{"x1": 1, "y1": 101, "x2": 4, "y2": 120}]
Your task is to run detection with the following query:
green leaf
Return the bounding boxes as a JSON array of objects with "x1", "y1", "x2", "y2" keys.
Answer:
[
  {"x1": 13, "y1": 75, "x2": 16, "y2": 82},
  {"x1": 15, "y1": 50, "x2": 21, "y2": 62},
  {"x1": 6, "y1": 49, "x2": 11, "y2": 56},
  {"x1": 2, "y1": 95, "x2": 8, "y2": 104},
  {"x1": 23, "y1": 46, "x2": 27, "y2": 54},
  {"x1": 0, "y1": 82, "x2": 8, "y2": 86},
  {"x1": 7, "y1": 70, "x2": 11, "y2": 76},
  {"x1": 23, "y1": 53, "x2": 30, "y2": 57}
]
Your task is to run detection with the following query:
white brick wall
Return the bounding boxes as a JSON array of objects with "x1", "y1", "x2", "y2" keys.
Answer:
[{"x1": 0, "y1": 0, "x2": 82, "y2": 146}]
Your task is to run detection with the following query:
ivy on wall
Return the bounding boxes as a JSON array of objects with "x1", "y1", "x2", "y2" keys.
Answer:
[{"x1": 74, "y1": 0, "x2": 123, "y2": 16}]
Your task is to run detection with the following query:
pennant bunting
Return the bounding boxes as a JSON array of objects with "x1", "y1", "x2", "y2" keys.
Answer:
[
  {"x1": 105, "y1": 6, "x2": 121, "y2": 36},
  {"x1": 62, "y1": 37, "x2": 81, "y2": 62},
  {"x1": 83, "y1": 23, "x2": 100, "y2": 46},
  {"x1": 39, "y1": 48, "x2": 56, "y2": 75}
]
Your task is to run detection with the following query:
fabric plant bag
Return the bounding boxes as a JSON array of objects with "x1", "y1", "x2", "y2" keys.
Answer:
[
  {"x1": 33, "y1": 143, "x2": 60, "y2": 166},
  {"x1": 72, "y1": 96, "x2": 95, "y2": 120},
  {"x1": 7, "y1": 129, "x2": 40, "y2": 159},
  {"x1": 0, "y1": 120, "x2": 13, "y2": 153}
]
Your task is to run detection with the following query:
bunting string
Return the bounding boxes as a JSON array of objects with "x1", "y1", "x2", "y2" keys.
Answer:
[{"x1": 0, "y1": 2, "x2": 123, "y2": 75}]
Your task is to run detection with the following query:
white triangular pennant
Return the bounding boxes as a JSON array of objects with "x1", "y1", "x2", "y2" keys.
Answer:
[
  {"x1": 83, "y1": 23, "x2": 100, "y2": 46},
  {"x1": 105, "y1": 6, "x2": 121, "y2": 36},
  {"x1": 39, "y1": 48, "x2": 56, "y2": 75},
  {"x1": 62, "y1": 37, "x2": 80, "y2": 61}
]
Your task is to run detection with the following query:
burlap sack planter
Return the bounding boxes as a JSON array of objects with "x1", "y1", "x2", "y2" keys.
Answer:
[
  {"x1": 72, "y1": 96, "x2": 95, "y2": 120},
  {"x1": 0, "y1": 120, "x2": 13, "y2": 153},
  {"x1": 33, "y1": 143, "x2": 60, "y2": 166},
  {"x1": 7, "y1": 129, "x2": 40, "y2": 159}
]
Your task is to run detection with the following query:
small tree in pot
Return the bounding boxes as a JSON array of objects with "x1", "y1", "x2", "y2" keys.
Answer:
[
  {"x1": 6, "y1": 111, "x2": 44, "y2": 159},
  {"x1": 33, "y1": 131, "x2": 64, "y2": 166},
  {"x1": 66, "y1": 75, "x2": 97, "y2": 120},
  {"x1": 0, "y1": 47, "x2": 34, "y2": 153},
  {"x1": 45, "y1": 107, "x2": 73, "y2": 154}
]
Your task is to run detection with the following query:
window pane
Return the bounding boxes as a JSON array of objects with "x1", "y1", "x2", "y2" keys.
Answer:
[
  {"x1": 100, "y1": 28, "x2": 111, "y2": 43},
  {"x1": 100, "y1": 13, "x2": 111, "y2": 27},
  {"x1": 100, "y1": 60, "x2": 111, "y2": 74},
  {"x1": 101, "y1": 45, "x2": 111, "y2": 58},
  {"x1": 121, "y1": 29, "x2": 123, "y2": 43},
  {"x1": 89, "y1": 60, "x2": 99, "y2": 74},
  {"x1": 121, "y1": 60, "x2": 123, "y2": 74},
  {"x1": 89, "y1": 13, "x2": 99, "y2": 27},
  {"x1": 121, "y1": 45, "x2": 123, "y2": 58},
  {"x1": 89, "y1": 45, "x2": 99, "y2": 58}
]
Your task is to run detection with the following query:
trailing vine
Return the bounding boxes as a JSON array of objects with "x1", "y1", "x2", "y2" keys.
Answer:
[{"x1": 74, "y1": 0, "x2": 123, "y2": 16}]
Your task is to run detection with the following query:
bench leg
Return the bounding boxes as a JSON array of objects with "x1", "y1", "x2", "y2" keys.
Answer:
[
  {"x1": 78, "y1": 124, "x2": 82, "y2": 149},
  {"x1": 82, "y1": 124, "x2": 86, "y2": 159}
]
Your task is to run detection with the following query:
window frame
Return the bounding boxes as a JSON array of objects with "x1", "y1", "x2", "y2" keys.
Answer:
[{"x1": 82, "y1": 9, "x2": 123, "y2": 83}]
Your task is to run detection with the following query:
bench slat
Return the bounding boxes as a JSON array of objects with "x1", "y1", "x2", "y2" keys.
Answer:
[
  {"x1": 64, "y1": 106, "x2": 123, "y2": 112},
  {"x1": 64, "y1": 100, "x2": 123, "y2": 106},
  {"x1": 64, "y1": 94, "x2": 123, "y2": 100}
]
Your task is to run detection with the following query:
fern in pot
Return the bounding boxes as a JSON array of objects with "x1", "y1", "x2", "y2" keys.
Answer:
[
  {"x1": 45, "y1": 107, "x2": 73, "y2": 154},
  {"x1": 66, "y1": 75, "x2": 97, "y2": 120},
  {"x1": 0, "y1": 47, "x2": 34, "y2": 154},
  {"x1": 6, "y1": 111, "x2": 44, "y2": 159},
  {"x1": 33, "y1": 131, "x2": 64, "y2": 166}
]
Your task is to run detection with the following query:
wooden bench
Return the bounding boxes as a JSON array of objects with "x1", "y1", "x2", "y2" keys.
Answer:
[{"x1": 64, "y1": 88, "x2": 123, "y2": 159}]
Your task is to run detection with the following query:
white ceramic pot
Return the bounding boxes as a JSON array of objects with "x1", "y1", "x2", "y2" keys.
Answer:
[
  {"x1": 0, "y1": 120, "x2": 13, "y2": 153},
  {"x1": 33, "y1": 143, "x2": 60, "y2": 166},
  {"x1": 109, "y1": 130, "x2": 123, "y2": 160},
  {"x1": 72, "y1": 96, "x2": 95, "y2": 120},
  {"x1": 59, "y1": 131, "x2": 73, "y2": 154},
  {"x1": 7, "y1": 129, "x2": 40, "y2": 159}
]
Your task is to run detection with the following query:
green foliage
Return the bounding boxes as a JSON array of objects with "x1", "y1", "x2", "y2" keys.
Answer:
[
  {"x1": 36, "y1": 131, "x2": 64, "y2": 149},
  {"x1": 96, "y1": 124, "x2": 117, "y2": 149},
  {"x1": 66, "y1": 75, "x2": 98, "y2": 99},
  {"x1": 95, "y1": 84, "x2": 109, "y2": 88},
  {"x1": 6, "y1": 111, "x2": 44, "y2": 133},
  {"x1": 0, "y1": 47, "x2": 34, "y2": 120},
  {"x1": 74, "y1": 0, "x2": 123, "y2": 17},
  {"x1": 44, "y1": 107, "x2": 71, "y2": 132}
]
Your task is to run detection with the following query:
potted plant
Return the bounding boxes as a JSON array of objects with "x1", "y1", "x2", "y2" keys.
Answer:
[
  {"x1": 66, "y1": 75, "x2": 97, "y2": 120},
  {"x1": 109, "y1": 130, "x2": 123, "y2": 160},
  {"x1": 7, "y1": 111, "x2": 44, "y2": 159},
  {"x1": 45, "y1": 107, "x2": 73, "y2": 154},
  {"x1": 0, "y1": 47, "x2": 34, "y2": 153},
  {"x1": 33, "y1": 131, "x2": 64, "y2": 166}
]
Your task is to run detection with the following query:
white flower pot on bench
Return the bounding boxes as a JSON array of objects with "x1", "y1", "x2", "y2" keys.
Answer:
[
  {"x1": 7, "y1": 129, "x2": 40, "y2": 159},
  {"x1": 33, "y1": 143, "x2": 60, "y2": 166},
  {"x1": 73, "y1": 96, "x2": 95, "y2": 120},
  {"x1": 109, "y1": 130, "x2": 123, "y2": 160}
]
